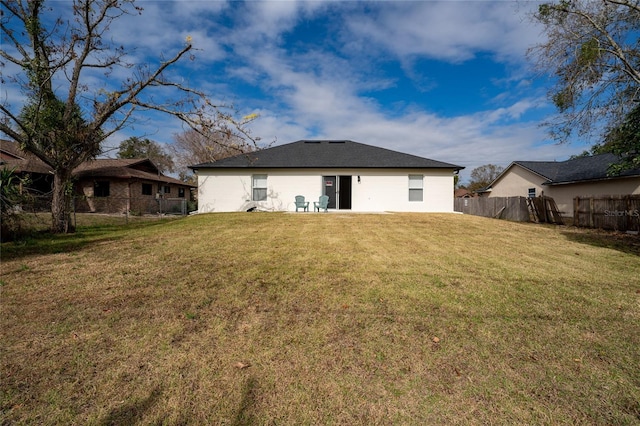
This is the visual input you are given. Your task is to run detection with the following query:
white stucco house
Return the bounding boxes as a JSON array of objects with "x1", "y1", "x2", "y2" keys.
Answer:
[
  {"x1": 190, "y1": 140, "x2": 464, "y2": 213},
  {"x1": 485, "y1": 153, "x2": 640, "y2": 217}
]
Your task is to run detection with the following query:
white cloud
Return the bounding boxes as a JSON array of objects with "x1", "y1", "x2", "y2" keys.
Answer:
[
  {"x1": 3, "y1": 0, "x2": 586, "y2": 185},
  {"x1": 344, "y1": 2, "x2": 542, "y2": 64},
  {"x1": 235, "y1": 0, "x2": 331, "y2": 43},
  {"x1": 124, "y1": 1, "x2": 581, "y2": 182}
]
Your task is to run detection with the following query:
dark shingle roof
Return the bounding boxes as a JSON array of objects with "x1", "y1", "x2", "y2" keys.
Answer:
[
  {"x1": 1, "y1": 140, "x2": 193, "y2": 187},
  {"x1": 514, "y1": 153, "x2": 640, "y2": 185},
  {"x1": 74, "y1": 159, "x2": 194, "y2": 187},
  {"x1": 190, "y1": 140, "x2": 464, "y2": 170},
  {"x1": 1, "y1": 139, "x2": 53, "y2": 175}
]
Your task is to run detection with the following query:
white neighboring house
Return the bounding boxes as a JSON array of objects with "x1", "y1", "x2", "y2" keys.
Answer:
[
  {"x1": 190, "y1": 140, "x2": 464, "y2": 213},
  {"x1": 485, "y1": 153, "x2": 640, "y2": 217}
]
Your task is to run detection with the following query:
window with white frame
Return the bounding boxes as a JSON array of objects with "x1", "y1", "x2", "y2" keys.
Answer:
[
  {"x1": 252, "y1": 174, "x2": 267, "y2": 201},
  {"x1": 528, "y1": 188, "x2": 536, "y2": 198},
  {"x1": 408, "y1": 175, "x2": 423, "y2": 202}
]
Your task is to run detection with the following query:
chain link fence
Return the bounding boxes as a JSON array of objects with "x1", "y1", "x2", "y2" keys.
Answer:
[
  {"x1": 73, "y1": 196, "x2": 192, "y2": 216},
  {"x1": 5, "y1": 194, "x2": 195, "y2": 233},
  {"x1": 20, "y1": 195, "x2": 193, "y2": 215},
  {"x1": 2, "y1": 182, "x2": 199, "y2": 240}
]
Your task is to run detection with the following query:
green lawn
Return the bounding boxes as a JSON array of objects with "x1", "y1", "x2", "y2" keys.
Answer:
[{"x1": 1, "y1": 213, "x2": 639, "y2": 425}]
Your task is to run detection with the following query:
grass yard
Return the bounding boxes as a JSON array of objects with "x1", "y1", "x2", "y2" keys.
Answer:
[
  {"x1": 4, "y1": 211, "x2": 182, "y2": 240},
  {"x1": 1, "y1": 213, "x2": 639, "y2": 425}
]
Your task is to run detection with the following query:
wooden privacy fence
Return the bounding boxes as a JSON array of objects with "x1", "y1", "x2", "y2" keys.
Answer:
[
  {"x1": 454, "y1": 196, "x2": 530, "y2": 222},
  {"x1": 526, "y1": 196, "x2": 564, "y2": 225},
  {"x1": 574, "y1": 195, "x2": 640, "y2": 232}
]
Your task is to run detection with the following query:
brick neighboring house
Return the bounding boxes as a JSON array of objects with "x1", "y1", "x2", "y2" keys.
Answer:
[
  {"x1": 1, "y1": 139, "x2": 194, "y2": 214},
  {"x1": 73, "y1": 158, "x2": 195, "y2": 214}
]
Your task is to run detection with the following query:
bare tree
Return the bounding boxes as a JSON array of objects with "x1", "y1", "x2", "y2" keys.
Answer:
[
  {"x1": 528, "y1": 0, "x2": 640, "y2": 144},
  {"x1": 170, "y1": 115, "x2": 262, "y2": 182},
  {"x1": 0, "y1": 0, "x2": 259, "y2": 233}
]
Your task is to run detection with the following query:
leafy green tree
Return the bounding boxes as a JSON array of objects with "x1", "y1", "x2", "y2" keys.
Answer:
[
  {"x1": 592, "y1": 105, "x2": 640, "y2": 174},
  {"x1": 0, "y1": 0, "x2": 259, "y2": 233},
  {"x1": 117, "y1": 137, "x2": 175, "y2": 174},
  {"x1": 529, "y1": 0, "x2": 640, "y2": 145}
]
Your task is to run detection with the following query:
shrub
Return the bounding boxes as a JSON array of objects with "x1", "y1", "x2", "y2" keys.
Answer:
[{"x1": 1, "y1": 168, "x2": 29, "y2": 241}]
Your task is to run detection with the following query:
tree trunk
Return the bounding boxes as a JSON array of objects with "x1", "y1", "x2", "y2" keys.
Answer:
[{"x1": 51, "y1": 170, "x2": 75, "y2": 233}]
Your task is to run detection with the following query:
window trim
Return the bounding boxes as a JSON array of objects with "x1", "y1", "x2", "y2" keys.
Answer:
[
  {"x1": 252, "y1": 174, "x2": 267, "y2": 201},
  {"x1": 408, "y1": 174, "x2": 424, "y2": 202}
]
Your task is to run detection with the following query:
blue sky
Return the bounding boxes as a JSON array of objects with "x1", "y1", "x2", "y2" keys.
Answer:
[{"x1": 3, "y1": 0, "x2": 594, "y2": 184}]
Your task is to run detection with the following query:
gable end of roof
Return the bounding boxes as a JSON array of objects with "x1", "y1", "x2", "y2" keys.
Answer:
[{"x1": 489, "y1": 153, "x2": 640, "y2": 189}]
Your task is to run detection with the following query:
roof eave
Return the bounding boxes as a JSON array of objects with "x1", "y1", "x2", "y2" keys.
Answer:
[
  {"x1": 190, "y1": 165, "x2": 463, "y2": 170},
  {"x1": 543, "y1": 173, "x2": 640, "y2": 186}
]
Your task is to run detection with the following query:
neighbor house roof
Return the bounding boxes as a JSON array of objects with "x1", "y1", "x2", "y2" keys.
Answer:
[
  {"x1": 0, "y1": 139, "x2": 53, "y2": 175},
  {"x1": 190, "y1": 140, "x2": 464, "y2": 170},
  {"x1": 495, "y1": 153, "x2": 640, "y2": 186},
  {"x1": 454, "y1": 188, "x2": 474, "y2": 198},
  {"x1": 74, "y1": 158, "x2": 193, "y2": 187},
  {"x1": 1, "y1": 140, "x2": 193, "y2": 187}
]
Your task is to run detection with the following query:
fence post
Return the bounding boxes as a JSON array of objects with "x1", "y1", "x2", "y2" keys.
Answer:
[
  {"x1": 589, "y1": 197, "x2": 594, "y2": 228},
  {"x1": 625, "y1": 195, "x2": 631, "y2": 231},
  {"x1": 574, "y1": 197, "x2": 579, "y2": 226}
]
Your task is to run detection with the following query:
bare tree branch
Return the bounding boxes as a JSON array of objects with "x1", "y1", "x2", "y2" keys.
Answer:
[{"x1": 0, "y1": 0, "x2": 263, "y2": 233}]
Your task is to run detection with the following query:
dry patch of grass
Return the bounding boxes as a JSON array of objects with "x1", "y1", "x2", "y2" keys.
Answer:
[{"x1": 1, "y1": 213, "x2": 639, "y2": 425}]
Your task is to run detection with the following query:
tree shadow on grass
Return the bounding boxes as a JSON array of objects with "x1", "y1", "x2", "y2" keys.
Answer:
[
  {"x1": 99, "y1": 387, "x2": 162, "y2": 426},
  {"x1": 561, "y1": 227, "x2": 640, "y2": 256},
  {"x1": 232, "y1": 376, "x2": 259, "y2": 426},
  {"x1": 1, "y1": 219, "x2": 179, "y2": 261}
]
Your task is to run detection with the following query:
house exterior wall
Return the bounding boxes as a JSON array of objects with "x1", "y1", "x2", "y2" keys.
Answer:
[
  {"x1": 75, "y1": 178, "x2": 192, "y2": 214},
  {"x1": 544, "y1": 178, "x2": 640, "y2": 217},
  {"x1": 488, "y1": 166, "x2": 547, "y2": 199},
  {"x1": 488, "y1": 165, "x2": 640, "y2": 217},
  {"x1": 76, "y1": 179, "x2": 129, "y2": 213},
  {"x1": 196, "y1": 168, "x2": 456, "y2": 213}
]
